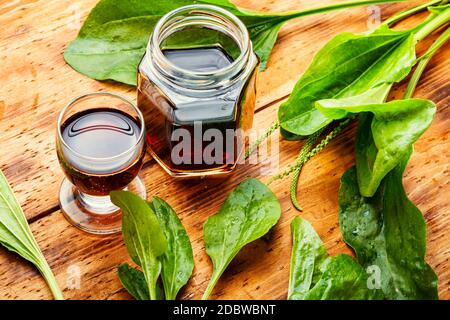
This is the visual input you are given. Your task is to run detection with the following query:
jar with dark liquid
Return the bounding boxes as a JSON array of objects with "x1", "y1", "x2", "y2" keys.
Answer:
[{"x1": 138, "y1": 5, "x2": 259, "y2": 178}]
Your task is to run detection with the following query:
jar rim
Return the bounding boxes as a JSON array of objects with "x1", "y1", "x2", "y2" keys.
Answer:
[{"x1": 147, "y1": 4, "x2": 252, "y2": 90}]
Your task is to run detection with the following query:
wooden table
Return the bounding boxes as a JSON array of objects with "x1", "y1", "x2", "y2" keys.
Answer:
[{"x1": 0, "y1": 0, "x2": 448, "y2": 300}]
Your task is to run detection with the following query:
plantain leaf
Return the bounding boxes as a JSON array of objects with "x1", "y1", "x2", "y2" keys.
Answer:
[
  {"x1": 338, "y1": 157, "x2": 438, "y2": 299},
  {"x1": 64, "y1": 0, "x2": 406, "y2": 85},
  {"x1": 288, "y1": 217, "x2": 330, "y2": 300},
  {"x1": 278, "y1": 26, "x2": 416, "y2": 139},
  {"x1": 303, "y1": 254, "x2": 381, "y2": 300},
  {"x1": 0, "y1": 170, "x2": 63, "y2": 299},
  {"x1": 202, "y1": 178, "x2": 281, "y2": 300},
  {"x1": 289, "y1": 217, "x2": 382, "y2": 300},
  {"x1": 110, "y1": 190, "x2": 167, "y2": 300},
  {"x1": 118, "y1": 263, "x2": 166, "y2": 300},
  {"x1": 118, "y1": 263, "x2": 150, "y2": 300},
  {"x1": 316, "y1": 98, "x2": 436, "y2": 197},
  {"x1": 149, "y1": 196, "x2": 194, "y2": 300}
]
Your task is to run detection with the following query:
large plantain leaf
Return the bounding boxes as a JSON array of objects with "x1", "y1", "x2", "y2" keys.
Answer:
[
  {"x1": 278, "y1": 26, "x2": 416, "y2": 139},
  {"x1": 288, "y1": 216, "x2": 329, "y2": 300},
  {"x1": 316, "y1": 98, "x2": 436, "y2": 197},
  {"x1": 110, "y1": 191, "x2": 168, "y2": 300},
  {"x1": 203, "y1": 178, "x2": 281, "y2": 300},
  {"x1": 118, "y1": 263, "x2": 151, "y2": 300},
  {"x1": 149, "y1": 196, "x2": 194, "y2": 300},
  {"x1": 0, "y1": 170, "x2": 63, "y2": 299},
  {"x1": 289, "y1": 217, "x2": 382, "y2": 300},
  {"x1": 303, "y1": 254, "x2": 381, "y2": 300},
  {"x1": 338, "y1": 156, "x2": 438, "y2": 300},
  {"x1": 64, "y1": 0, "x2": 406, "y2": 85}
]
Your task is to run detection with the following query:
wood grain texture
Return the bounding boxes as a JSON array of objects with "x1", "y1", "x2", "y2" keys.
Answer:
[
  {"x1": 0, "y1": 0, "x2": 421, "y2": 220},
  {"x1": 0, "y1": 0, "x2": 448, "y2": 300}
]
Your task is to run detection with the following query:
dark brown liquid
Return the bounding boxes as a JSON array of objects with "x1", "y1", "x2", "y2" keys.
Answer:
[
  {"x1": 138, "y1": 46, "x2": 257, "y2": 176},
  {"x1": 57, "y1": 108, "x2": 145, "y2": 196}
]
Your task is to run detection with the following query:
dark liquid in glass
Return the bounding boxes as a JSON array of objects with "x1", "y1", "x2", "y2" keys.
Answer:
[
  {"x1": 57, "y1": 108, "x2": 145, "y2": 196},
  {"x1": 138, "y1": 46, "x2": 257, "y2": 175}
]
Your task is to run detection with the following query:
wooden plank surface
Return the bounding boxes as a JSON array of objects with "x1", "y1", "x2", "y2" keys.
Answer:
[{"x1": 0, "y1": 0, "x2": 448, "y2": 300}]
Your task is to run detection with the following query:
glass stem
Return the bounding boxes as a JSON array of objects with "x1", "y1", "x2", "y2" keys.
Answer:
[{"x1": 77, "y1": 191, "x2": 119, "y2": 214}]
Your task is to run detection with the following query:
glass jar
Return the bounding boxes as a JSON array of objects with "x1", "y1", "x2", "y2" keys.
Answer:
[{"x1": 137, "y1": 4, "x2": 259, "y2": 178}]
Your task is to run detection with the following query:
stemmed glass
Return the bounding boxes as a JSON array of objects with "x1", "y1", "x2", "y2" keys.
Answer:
[{"x1": 56, "y1": 92, "x2": 146, "y2": 235}]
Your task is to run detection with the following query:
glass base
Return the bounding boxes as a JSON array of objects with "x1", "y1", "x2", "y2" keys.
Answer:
[{"x1": 59, "y1": 176, "x2": 146, "y2": 235}]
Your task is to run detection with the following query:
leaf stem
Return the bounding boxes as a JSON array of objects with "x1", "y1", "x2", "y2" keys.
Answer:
[
  {"x1": 382, "y1": 0, "x2": 443, "y2": 27},
  {"x1": 142, "y1": 264, "x2": 158, "y2": 300},
  {"x1": 405, "y1": 26, "x2": 450, "y2": 99},
  {"x1": 246, "y1": 0, "x2": 409, "y2": 29},
  {"x1": 202, "y1": 271, "x2": 221, "y2": 300},
  {"x1": 284, "y1": 0, "x2": 409, "y2": 19},
  {"x1": 148, "y1": 280, "x2": 157, "y2": 300},
  {"x1": 37, "y1": 261, "x2": 64, "y2": 300},
  {"x1": 413, "y1": 5, "x2": 450, "y2": 42}
]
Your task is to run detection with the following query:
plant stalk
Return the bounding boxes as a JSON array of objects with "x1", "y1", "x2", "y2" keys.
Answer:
[
  {"x1": 268, "y1": 130, "x2": 323, "y2": 185},
  {"x1": 405, "y1": 26, "x2": 450, "y2": 99},
  {"x1": 282, "y1": 0, "x2": 409, "y2": 19},
  {"x1": 414, "y1": 5, "x2": 450, "y2": 42},
  {"x1": 382, "y1": 0, "x2": 443, "y2": 27},
  {"x1": 247, "y1": 0, "x2": 409, "y2": 29},
  {"x1": 202, "y1": 271, "x2": 221, "y2": 300},
  {"x1": 148, "y1": 281, "x2": 157, "y2": 300},
  {"x1": 37, "y1": 260, "x2": 64, "y2": 300},
  {"x1": 142, "y1": 266, "x2": 157, "y2": 300}
]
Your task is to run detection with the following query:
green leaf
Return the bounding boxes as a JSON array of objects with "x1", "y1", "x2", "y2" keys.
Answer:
[
  {"x1": 110, "y1": 191, "x2": 168, "y2": 300},
  {"x1": 202, "y1": 178, "x2": 281, "y2": 300},
  {"x1": 64, "y1": 0, "x2": 193, "y2": 85},
  {"x1": 246, "y1": 20, "x2": 284, "y2": 70},
  {"x1": 278, "y1": 27, "x2": 416, "y2": 138},
  {"x1": 338, "y1": 160, "x2": 438, "y2": 299},
  {"x1": 355, "y1": 101, "x2": 435, "y2": 196},
  {"x1": 0, "y1": 170, "x2": 63, "y2": 299},
  {"x1": 197, "y1": 0, "x2": 242, "y2": 13},
  {"x1": 356, "y1": 100, "x2": 435, "y2": 194},
  {"x1": 288, "y1": 217, "x2": 330, "y2": 300},
  {"x1": 118, "y1": 263, "x2": 150, "y2": 300},
  {"x1": 149, "y1": 196, "x2": 194, "y2": 300},
  {"x1": 428, "y1": 3, "x2": 450, "y2": 15},
  {"x1": 289, "y1": 217, "x2": 381, "y2": 300},
  {"x1": 316, "y1": 99, "x2": 436, "y2": 197},
  {"x1": 114, "y1": 193, "x2": 194, "y2": 300},
  {"x1": 65, "y1": 0, "x2": 407, "y2": 85},
  {"x1": 405, "y1": 26, "x2": 450, "y2": 99},
  {"x1": 303, "y1": 254, "x2": 381, "y2": 300},
  {"x1": 117, "y1": 263, "x2": 165, "y2": 300}
]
